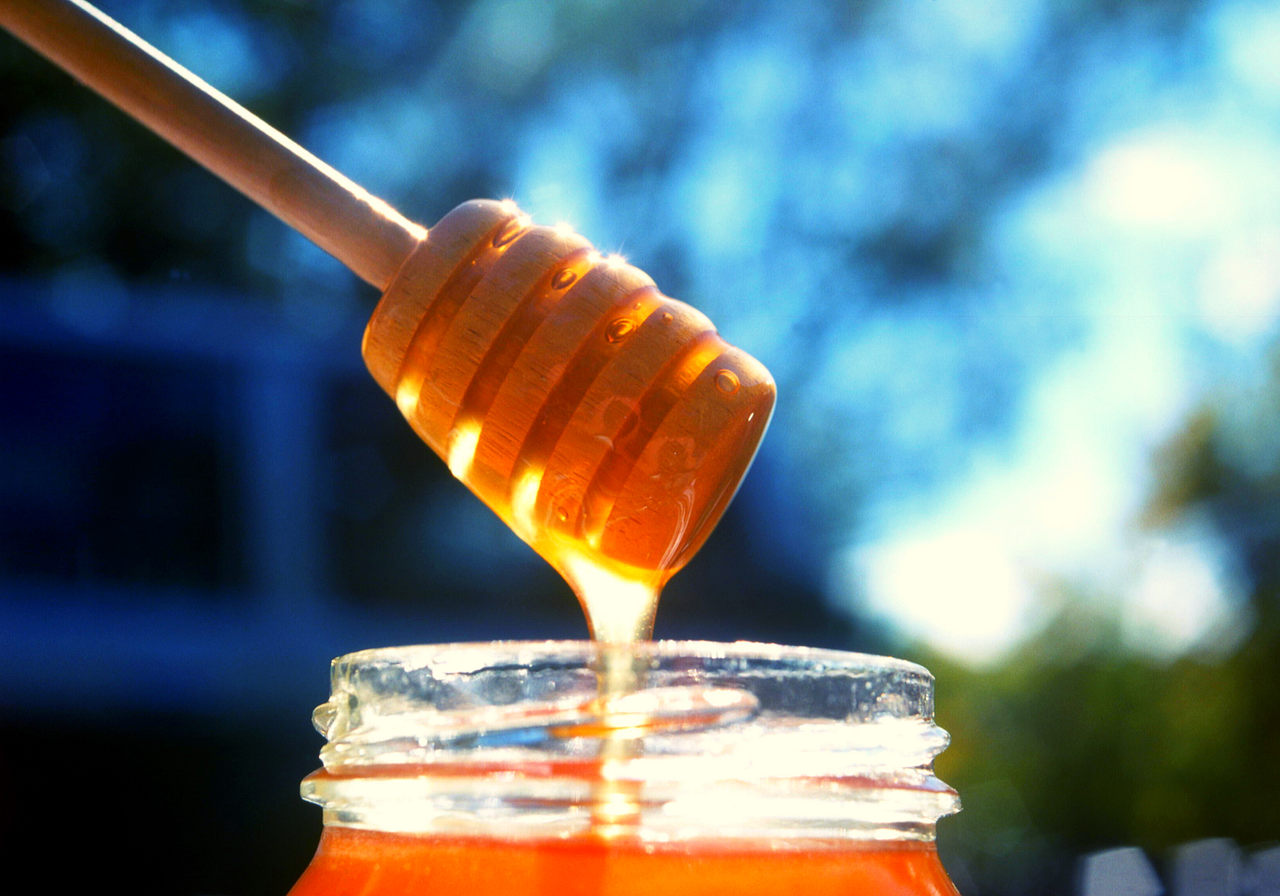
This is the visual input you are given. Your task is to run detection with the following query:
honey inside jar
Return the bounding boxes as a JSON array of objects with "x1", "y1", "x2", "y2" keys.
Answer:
[
  {"x1": 289, "y1": 828, "x2": 958, "y2": 896},
  {"x1": 363, "y1": 199, "x2": 776, "y2": 643}
]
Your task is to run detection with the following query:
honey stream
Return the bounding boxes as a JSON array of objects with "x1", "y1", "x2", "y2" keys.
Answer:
[{"x1": 368, "y1": 200, "x2": 776, "y2": 836}]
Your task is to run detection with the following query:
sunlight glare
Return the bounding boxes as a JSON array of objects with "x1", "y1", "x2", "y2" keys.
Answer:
[
  {"x1": 446, "y1": 422, "x2": 482, "y2": 481},
  {"x1": 1198, "y1": 230, "x2": 1280, "y2": 346},
  {"x1": 510, "y1": 467, "x2": 543, "y2": 537},
  {"x1": 856, "y1": 528, "x2": 1034, "y2": 665},
  {"x1": 1086, "y1": 134, "x2": 1236, "y2": 235}
]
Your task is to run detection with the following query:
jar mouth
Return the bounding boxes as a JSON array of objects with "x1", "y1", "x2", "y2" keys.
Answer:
[{"x1": 303, "y1": 641, "x2": 960, "y2": 841}]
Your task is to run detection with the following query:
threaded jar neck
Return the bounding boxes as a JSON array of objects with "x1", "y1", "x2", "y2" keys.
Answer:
[{"x1": 302, "y1": 641, "x2": 959, "y2": 842}]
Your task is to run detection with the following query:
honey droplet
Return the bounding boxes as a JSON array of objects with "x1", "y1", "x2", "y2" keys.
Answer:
[
  {"x1": 605, "y1": 318, "x2": 636, "y2": 343},
  {"x1": 493, "y1": 219, "x2": 524, "y2": 248},
  {"x1": 551, "y1": 268, "x2": 577, "y2": 289},
  {"x1": 661, "y1": 312, "x2": 674, "y2": 324},
  {"x1": 714, "y1": 369, "x2": 740, "y2": 395},
  {"x1": 633, "y1": 301, "x2": 643, "y2": 310},
  {"x1": 556, "y1": 506, "x2": 569, "y2": 523}
]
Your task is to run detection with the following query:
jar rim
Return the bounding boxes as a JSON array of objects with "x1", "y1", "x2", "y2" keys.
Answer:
[
  {"x1": 329, "y1": 639, "x2": 934, "y2": 676},
  {"x1": 303, "y1": 640, "x2": 960, "y2": 841}
]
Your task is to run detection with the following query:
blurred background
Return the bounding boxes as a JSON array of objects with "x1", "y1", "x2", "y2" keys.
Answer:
[{"x1": 2, "y1": 0, "x2": 1278, "y2": 892}]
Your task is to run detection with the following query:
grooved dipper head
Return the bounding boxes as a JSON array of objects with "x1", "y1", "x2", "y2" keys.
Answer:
[{"x1": 363, "y1": 199, "x2": 775, "y2": 590}]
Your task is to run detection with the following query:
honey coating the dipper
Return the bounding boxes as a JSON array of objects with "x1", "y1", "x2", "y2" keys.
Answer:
[{"x1": 364, "y1": 200, "x2": 776, "y2": 642}]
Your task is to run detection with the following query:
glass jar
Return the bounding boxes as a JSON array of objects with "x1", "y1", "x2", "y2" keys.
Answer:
[{"x1": 289, "y1": 641, "x2": 962, "y2": 896}]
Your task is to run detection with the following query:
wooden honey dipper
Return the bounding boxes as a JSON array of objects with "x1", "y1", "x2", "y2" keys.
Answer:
[{"x1": 1, "y1": 0, "x2": 776, "y2": 641}]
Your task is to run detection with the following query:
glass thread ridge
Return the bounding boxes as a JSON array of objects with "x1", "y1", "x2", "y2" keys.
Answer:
[{"x1": 303, "y1": 641, "x2": 960, "y2": 841}]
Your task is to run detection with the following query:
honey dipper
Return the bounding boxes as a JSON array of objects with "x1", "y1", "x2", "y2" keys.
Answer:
[{"x1": 1, "y1": 0, "x2": 775, "y2": 638}]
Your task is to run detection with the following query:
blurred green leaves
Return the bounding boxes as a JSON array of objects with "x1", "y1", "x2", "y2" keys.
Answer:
[{"x1": 923, "y1": 341, "x2": 1280, "y2": 891}]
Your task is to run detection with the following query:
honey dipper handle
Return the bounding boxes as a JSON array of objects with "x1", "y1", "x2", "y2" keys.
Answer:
[{"x1": 0, "y1": 0, "x2": 425, "y2": 290}]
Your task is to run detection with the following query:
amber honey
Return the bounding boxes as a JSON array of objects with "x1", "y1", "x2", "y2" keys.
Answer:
[
  {"x1": 289, "y1": 828, "x2": 960, "y2": 896},
  {"x1": 362, "y1": 199, "x2": 776, "y2": 641}
]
